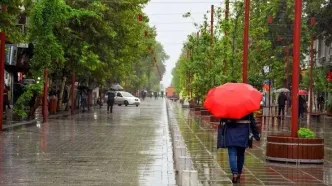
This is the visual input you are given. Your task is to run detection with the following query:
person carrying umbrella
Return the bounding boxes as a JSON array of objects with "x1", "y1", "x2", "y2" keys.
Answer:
[
  {"x1": 107, "y1": 90, "x2": 115, "y2": 113},
  {"x1": 204, "y1": 83, "x2": 261, "y2": 183},
  {"x1": 220, "y1": 114, "x2": 260, "y2": 183},
  {"x1": 299, "y1": 95, "x2": 306, "y2": 119},
  {"x1": 277, "y1": 92, "x2": 288, "y2": 117}
]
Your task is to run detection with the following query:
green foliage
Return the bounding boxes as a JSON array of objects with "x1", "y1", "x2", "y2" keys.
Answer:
[
  {"x1": 0, "y1": 0, "x2": 30, "y2": 42},
  {"x1": 13, "y1": 83, "x2": 42, "y2": 118},
  {"x1": 298, "y1": 128, "x2": 316, "y2": 139},
  {"x1": 172, "y1": 0, "x2": 322, "y2": 100},
  {"x1": 11, "y1": 0, "x2": 166, "y2": 118}
]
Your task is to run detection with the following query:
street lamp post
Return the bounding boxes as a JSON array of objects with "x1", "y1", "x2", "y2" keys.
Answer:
[
  {"x1": 242, "y1": 0, "x2": 250, "y2": 83},
  {"x1": 0, "y1": 5, "x2": 7, "y2": 130},
  {"x1": 0, "y1": 32, "x2": 5, "y2": 130},
  {"x1": 291, "y1": 0, "x2": 302, "y2": 137},
  {"x1": 71, "y1": 72, "x2": 76, "y2": 115},
  {"x1": 42, "y1": 68, "x2": 48, "y2": 123}
]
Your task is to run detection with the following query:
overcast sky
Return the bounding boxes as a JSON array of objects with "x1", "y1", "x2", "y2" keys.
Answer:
[{"x1": 144, "y1": 0, "x2": 222, "y2": 88}]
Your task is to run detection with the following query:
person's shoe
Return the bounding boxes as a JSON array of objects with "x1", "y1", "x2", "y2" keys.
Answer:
[{"x1": 232, "y1": 174, "x2": 239, "y2": 183}]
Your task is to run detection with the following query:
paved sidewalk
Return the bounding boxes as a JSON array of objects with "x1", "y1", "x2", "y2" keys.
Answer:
[
  {"x1": 168, "y1": 101, "x2": 332, "y2": 186},
  {"x1": 0, "y1": 99, "x2": 176, "y2": 186}
]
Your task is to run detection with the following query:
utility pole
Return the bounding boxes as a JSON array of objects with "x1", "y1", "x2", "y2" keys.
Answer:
[
  {"x1": 42, "y1": 68, "x2": 48, "y2": 123},
  {"x1": 291, "y1": 0, "x2": 302, "y2": 137},
  {"x1": 71, "y1": 73, "x2": 76, "y2": 115},
  {"x1": 242, "y1": 0, "x2": 250, "y2": 83},
  {"x1": 224, "y1": 0, "x2": 230, "y2": 74},
  {"x1": 0, "y1": 5, "x2": 7, "y2": 130}
]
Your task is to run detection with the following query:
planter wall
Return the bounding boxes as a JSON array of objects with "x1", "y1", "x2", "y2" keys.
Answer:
[
  {"x1": 194, "y1": 107, "x2": 204, "y2": 115},
  {"x1": 255, "y1": 110, "x2": 263, "y2": 133},
  {"x1": 266, "y1": 136, "x2": 324, "y2": 164},
  {"x1": 200, "y1": 110, "x2": 210, "y2": 116}
]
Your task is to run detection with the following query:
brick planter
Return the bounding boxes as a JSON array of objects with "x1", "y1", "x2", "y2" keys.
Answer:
[
  {"x1": 189, "y1": 102, "x2": 198, "y2": 111},
  {"x1": 266, "y1": 136, "x2": 324, "y2": 164},
  {"x1": 210, "y1": 116, "x2": 219, "y2": 123},
  {"x1": 200, "y1": 109, "x2": 210, "y2": 116},
  {"x1": 194, "y1": 107, "x2": 204, "y2": 115},
  {"x1": 255, "y1": 113, "x2": 263, "y2": 133}
]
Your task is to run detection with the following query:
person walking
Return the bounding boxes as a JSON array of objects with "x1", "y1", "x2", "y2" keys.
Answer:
[
  {"x1": 220, "y1": 113, "x2": 260, "y2": 183},
  {"x1": 277, "y1": 93, "x2": 287, "y2": 117},
  {"x1": 107, "y1": 90, "x2": 115, "y2": 113},
  {"x1": 154, "y1": 92, "x2": 158, "y2": 100},
  {"x1": 299, "y1": 95, "x2": 306, "y2": 119},
  {"x1": 317, "y1": 95, "x2": 324, "y2": 112},
  {"x1": 81, "y1": 91, "x2": 87, "y2": 112},
  {"x1": 3, "y1": 85, "x2": 8, "y2": 112}
]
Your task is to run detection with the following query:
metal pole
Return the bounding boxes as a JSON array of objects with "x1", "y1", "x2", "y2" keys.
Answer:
[
  {"x1": 211, "y1": 5, "x2": 214, "y2": 47},
  {"x1": 285, "y1": 47, "x2": 289, "y2": 89},
  {"x1": 307, "y1": 36, "x2": 314, "y2": 126},
  {"x1": 71, "y1": 72, "x2": 76, "y2": 115},
  {"x1": 0, "y1": 5, "x2": 7, "y2": 130},
  {"x1": 0, "y1": 32, "x2": 5, "y2": 130},
  {"x1": 242, "y1": 0, "x2": 250, "y2": 83},
  {"x1": 224, "y1": 0, "x2": 229, "y2": 74},
  {"x1": 285, "y1": 47, "x2": 290, "y2": 115},
  {"x1": 291, "y1": 0, "x2": 302, "y2": 137},
  {"x1": 87, "y1": 90, "x2": 91, "y2": 112},
  {"x1": 211, "y1": 5, "x2": 214, "y2": 85},
  {"x1": 42, "y1": 68, "x2": 48, "y2": 123}
]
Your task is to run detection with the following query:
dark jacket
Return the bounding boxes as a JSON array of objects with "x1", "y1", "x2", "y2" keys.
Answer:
[
  {"x1": 278, "y1": 94, "x2": 287, "y2": 106},
  {"x1": 221, "y1": 113, "x2": 260, "y2": 148},
  {"x1": 299, "y1": 96, "x2": 305, "y2": 109}
]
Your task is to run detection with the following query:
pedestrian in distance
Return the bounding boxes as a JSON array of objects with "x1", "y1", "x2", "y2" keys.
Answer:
[
  {"x1": 142, "y1": 90, "x2": 146, "y2": 101},
  {"x1": 154, "y1": 92, "x2": 158, "y2": 100},
  {"x1": 3, "y1": 85, "x2": 9, "y2": 112},
  {"x1": 81, "y1": 91, "x2": 87, "y2": 112},
  {"x1": 317, "y1": 95, "x2": 324, "y2": 112},
  {"x1": 299, "y1": 95, "x2": 306, "y2": 119},
  {"x1": 277, "y1": 92, "x2": 287, "y2": 117},
  {"x1": 219, "y1": 113, "x2": 260, "y2": 183},
  {"x1": 107, "y1": 91, "x2": 115, "y2": 113}
]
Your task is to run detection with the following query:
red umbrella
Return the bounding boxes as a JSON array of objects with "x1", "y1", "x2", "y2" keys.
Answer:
[
  {"x1": 203, "y1": 83, "x2": 262, "y2": 119},
  {"x1": 298, "y1": 90, "x2": 308, "y2": 95}
]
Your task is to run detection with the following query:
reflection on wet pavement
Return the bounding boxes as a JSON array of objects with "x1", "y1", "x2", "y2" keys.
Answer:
[
  {"x1": 0, "y1": 99, "x2": 176, "y2": 186},
  {"x1": 169, "y1": 101, "x2": 332, "y2": 186}
]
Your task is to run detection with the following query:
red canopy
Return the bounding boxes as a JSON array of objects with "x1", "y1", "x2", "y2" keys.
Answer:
[{"x1": 203, "y1": 83, "x2": 262, "y2": 119}]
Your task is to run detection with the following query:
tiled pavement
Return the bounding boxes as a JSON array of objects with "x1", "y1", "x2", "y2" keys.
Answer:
[
  {"x1": 168, "y1": 101, "x2": 332, "y2": 186},
  {"x1": 0, "y1": 99, "x2": 176, "y2": 186}
]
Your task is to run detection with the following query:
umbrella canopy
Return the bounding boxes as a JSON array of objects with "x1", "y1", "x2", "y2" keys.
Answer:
[
  {"x1": 110, "y1": 84, "x2": 123, "y2": 91},
  {"x1": 299, "y1": 90, "x2": 308, "y2": 95},
  {"x1": 203, "y1": 83, "x2": 263, "y2": 119},
  {"x1": 274, "y1": 88, "x2": 290, "y2": 93}
]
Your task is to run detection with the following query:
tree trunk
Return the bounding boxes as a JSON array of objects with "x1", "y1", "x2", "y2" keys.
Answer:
[{"x1": 57, "y1": 77, "x2": 67, "y2": 111}]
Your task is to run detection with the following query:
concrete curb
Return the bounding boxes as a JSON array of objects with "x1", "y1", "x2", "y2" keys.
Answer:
[
  {"x1": 2, "y1": 111, "x2": 73, "y2": 131},
  {"x1": 2, "y1": 119, "x2": 38, "y2": 131},
  {"x1": 166, "y1": 99, "x2": 198, "y2": 186}
]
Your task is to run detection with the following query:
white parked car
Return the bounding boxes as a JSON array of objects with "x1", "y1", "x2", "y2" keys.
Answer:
[{"x1": 114, "y1": 91, "x2": 140, "y2": 107}]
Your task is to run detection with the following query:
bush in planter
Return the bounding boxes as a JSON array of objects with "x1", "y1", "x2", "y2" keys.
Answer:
[{"x1": 298, "y1": 128, "x2": 316, "y2": 138}]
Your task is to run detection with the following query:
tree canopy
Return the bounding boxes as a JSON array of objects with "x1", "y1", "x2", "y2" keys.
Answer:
[{"x1": 172, "y1": 0, "x2": 328, "y2": 101}]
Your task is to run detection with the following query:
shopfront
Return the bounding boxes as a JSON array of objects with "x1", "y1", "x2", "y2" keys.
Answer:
[{"x1": 4, "y1": 43, "x2": 30, "y2": 105}]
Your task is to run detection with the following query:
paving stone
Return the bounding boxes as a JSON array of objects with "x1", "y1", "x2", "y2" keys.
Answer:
[
  {"x1": 0, "y1": 99, "x2": 176, "y2": 186},
  {"x1": 168, "y1": 101, "x2": 332, "y2": 186}
]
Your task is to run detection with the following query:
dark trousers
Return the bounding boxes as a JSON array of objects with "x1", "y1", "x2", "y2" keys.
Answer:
[
  {"x1": 107, "y1": 99, "x2": 114, "y2": 113},
  {"x1": 278, "y1": 105, "x2": 285, "y2": 116},
  {"x1": 299, "y1": 107, "x2": 304, "y2": 119}
]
